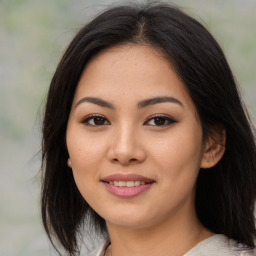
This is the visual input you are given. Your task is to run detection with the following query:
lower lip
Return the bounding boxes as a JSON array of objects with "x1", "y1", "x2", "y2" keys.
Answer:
[{"x1": 103, "y1": 182, "x2": 153, "y2": 198}]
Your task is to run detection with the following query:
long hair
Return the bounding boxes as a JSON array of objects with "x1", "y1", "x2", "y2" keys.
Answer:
[{"x1": 41, "y1": 2, "x2": 256, "y2": 255}]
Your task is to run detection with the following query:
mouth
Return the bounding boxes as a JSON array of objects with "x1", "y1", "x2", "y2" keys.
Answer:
[
  {"x1": 101, "y1": 173, "x2": 155, "y2": 198},
  {"x1": 103, "y1": 180, "x2": 149, "y2": 187}
]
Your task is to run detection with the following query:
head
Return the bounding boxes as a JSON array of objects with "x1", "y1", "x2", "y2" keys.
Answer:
[{"x1": 41, "y1": 2, "x2": 256, "y2": 255}]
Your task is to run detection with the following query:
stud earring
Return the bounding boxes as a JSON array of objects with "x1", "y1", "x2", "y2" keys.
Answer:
[{"x1": 67, "y1": 158, "x2": 72, "y2": 167}]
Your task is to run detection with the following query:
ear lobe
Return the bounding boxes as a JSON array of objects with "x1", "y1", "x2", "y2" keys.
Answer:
[
  {"x1": 67, "y1": 158, "x2": 72, "y2": 168},
  {"x1": 200, "y1": 127, "x2": 226, "y2": 169}
]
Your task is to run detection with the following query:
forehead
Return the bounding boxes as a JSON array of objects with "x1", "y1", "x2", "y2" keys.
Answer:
[{"x1": 73, "y1": 44, "x2": 195, "y2": 111}]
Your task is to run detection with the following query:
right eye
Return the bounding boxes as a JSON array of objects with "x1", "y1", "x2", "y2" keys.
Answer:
[{"x1": 81, "y1": 115, "x2": 110, "y2": 126}]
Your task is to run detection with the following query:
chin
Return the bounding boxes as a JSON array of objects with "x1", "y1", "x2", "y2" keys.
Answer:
[
  {"x1": 103, "y1": 210, "x2": 158, "y2": 230},
  {"x1": 106, "y1": 218, "x2": 150, "y2": 229}
]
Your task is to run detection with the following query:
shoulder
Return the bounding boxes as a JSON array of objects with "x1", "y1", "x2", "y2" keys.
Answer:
[
  {"x1": 184, "y1": 234, "x2": 255, "y2": 256},
  {"x1": 85, "y1": 238, "x2": 110, "y2": 256},
  {"x1": 236, "y1": 243, "x2": 256, "y2": 256},
  {"x1": 84, "y1": 235, "x2": 255, "y2": 256}
]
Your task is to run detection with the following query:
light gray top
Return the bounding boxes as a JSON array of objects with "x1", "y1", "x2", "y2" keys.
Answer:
[{"x1": 86, "y1": 234, "x2": 255, "y2": 256}]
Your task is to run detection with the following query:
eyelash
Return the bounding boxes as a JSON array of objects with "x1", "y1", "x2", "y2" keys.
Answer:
[
  {"x1": 81, "y1": 114, "x2": 176, "y2": 127},
  {"x1": 81, "y1": 114, "x2": 110, "y2": 126},
  {"x1": 146, "y1": 114, "x2": 176, "y2": 126}
]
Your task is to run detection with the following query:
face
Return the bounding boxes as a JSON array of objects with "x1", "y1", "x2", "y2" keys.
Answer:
[{"x1": 66, "y1": 44, "x2": 207, "y2": 229}]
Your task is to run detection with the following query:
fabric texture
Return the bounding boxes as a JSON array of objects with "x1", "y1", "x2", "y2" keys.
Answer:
[{"x1": 86, "y1": 234, "x2": 255, "y2": 256}]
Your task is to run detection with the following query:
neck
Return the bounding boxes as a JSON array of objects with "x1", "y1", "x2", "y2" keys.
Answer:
[{"x1": 106, "y1": 207, "x2": 213, "y2": 256}]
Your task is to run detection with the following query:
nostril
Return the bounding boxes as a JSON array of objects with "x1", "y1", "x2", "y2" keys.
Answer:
[{"x1": 112, "y1": 158, "x2": 138, "y2": 164}]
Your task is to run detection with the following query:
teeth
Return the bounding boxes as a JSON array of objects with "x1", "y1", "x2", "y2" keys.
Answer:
[
  {"x1": 127, "y1": 181, "x2": 134, "y2": 187},
  {"x1": 118, "y1": 181, "x2": 126, "y2": 187},
  {"x1": 109, "y1": 181, "x2": 147, "y2": 187},
  {"x1": 134, "y1": 181, "x2": 140, "y2": 186}
]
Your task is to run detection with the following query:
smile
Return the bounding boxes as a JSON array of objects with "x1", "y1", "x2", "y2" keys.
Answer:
[
  {"x1": 101, "y1": 173, "x2": 155, "y2": 198},
  {"x1": 108, "y1": 181, "x2": 146, "y2": 187}
]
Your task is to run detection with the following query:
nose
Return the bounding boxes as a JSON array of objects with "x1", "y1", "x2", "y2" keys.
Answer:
[{"x1": 107, "y1": 124, "x2": 146, "y2": 166}]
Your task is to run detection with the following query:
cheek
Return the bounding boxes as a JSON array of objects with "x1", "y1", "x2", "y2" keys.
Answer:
[
  {"x1": 150, "y1": 124, "x2": 203, "y2": 185},
  {"x1": 66, "y1": 128, "x2": 108, "y2": 188},
  {"x1": 67, "y1": 129, "x2": 105, "y2": 163},
  {"x1": 67, "y1": 132, "x2": 107, "y2": 207}
]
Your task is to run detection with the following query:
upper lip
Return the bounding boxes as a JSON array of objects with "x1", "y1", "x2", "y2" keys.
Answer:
[{"x1": 101, "y1": 173, "x2": 155, "y2": 183}]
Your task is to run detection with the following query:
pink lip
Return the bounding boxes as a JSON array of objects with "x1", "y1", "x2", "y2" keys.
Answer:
[
  {"x1": 103, "y1": 182, "x2": 153, "y2": 198},
  {"x1": 101, "y1": 173, "x2": 154, "y2": 183},
  {"x1": 101, "y1": 173, "x2": 155, "y2": 198}
]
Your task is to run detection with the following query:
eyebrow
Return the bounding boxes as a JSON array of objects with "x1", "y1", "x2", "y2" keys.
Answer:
[
  {"x1": 137, "y1": 96, "x2": 183, "y2": 109},
  {"x1": 75, "y1": 96, "x2": 183, "y2": 109},
  {"x1": 75, "y1": 97, "x2": 115, "y2": 109}
]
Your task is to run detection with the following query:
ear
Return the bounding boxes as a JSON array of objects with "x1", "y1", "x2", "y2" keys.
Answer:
[
  {"x1": 200, "y1": 126, "x2": 226, "y2": 169},
  {"x1": 67, "y1": 158, "x2": 72, "y2": 168}
]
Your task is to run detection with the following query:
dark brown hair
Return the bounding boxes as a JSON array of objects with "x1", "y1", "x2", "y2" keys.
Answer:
[{"x1": 41, "y1": 2, "x2": 256, "y2": 255}]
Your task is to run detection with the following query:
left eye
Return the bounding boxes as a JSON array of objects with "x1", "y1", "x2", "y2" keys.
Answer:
[
  {"x1": 81, "y1": 115, "x2": 110, "y2": 126},
  {"x1": 145, "y1": 116, "x2": 176, "y2": 126}
]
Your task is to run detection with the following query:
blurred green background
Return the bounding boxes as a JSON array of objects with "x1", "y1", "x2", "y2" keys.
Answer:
[{"x1": 0, "y1": 0, "x2": 255, "y2": 255}]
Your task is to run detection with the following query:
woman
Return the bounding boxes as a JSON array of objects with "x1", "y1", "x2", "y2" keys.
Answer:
[{"x1": 41, "y1": 2, "x2": 256, "y2": 256}]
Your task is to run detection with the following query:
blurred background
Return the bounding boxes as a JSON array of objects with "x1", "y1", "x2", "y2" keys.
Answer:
[{"x1": 0, "y1": 0, "x2": 255, "y2": 255}]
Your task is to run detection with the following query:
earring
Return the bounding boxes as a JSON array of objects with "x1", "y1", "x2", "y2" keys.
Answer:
[{"x1": 67, "y1": 158, "x2": 72, "y2": 167}]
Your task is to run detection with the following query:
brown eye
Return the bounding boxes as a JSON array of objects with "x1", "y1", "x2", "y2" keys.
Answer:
[
  {"x1": 153, "y1": 117, "x2": 167, "y2": 126},
  {"x1": 145, "y1": 115, "x2": 176, "y2": 126},
  {"x1": 82, "y1": 115, "x2": 110, "y2": 126}
]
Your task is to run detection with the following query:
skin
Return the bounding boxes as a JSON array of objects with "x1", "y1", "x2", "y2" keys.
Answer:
[{"x1": 66, "y1": 44, "x2": 225, "y2": 256}]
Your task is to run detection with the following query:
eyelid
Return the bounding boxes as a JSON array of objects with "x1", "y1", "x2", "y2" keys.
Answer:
[
  {"x1": 80, "y1": 113, "x2": 176, "y2": 127},
  {"x1": 81, "y1": 114, "x2": 110, "y2": 126},
  {"x1": 144, "y1": 114, "x2": 176, "y2": 126}
]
